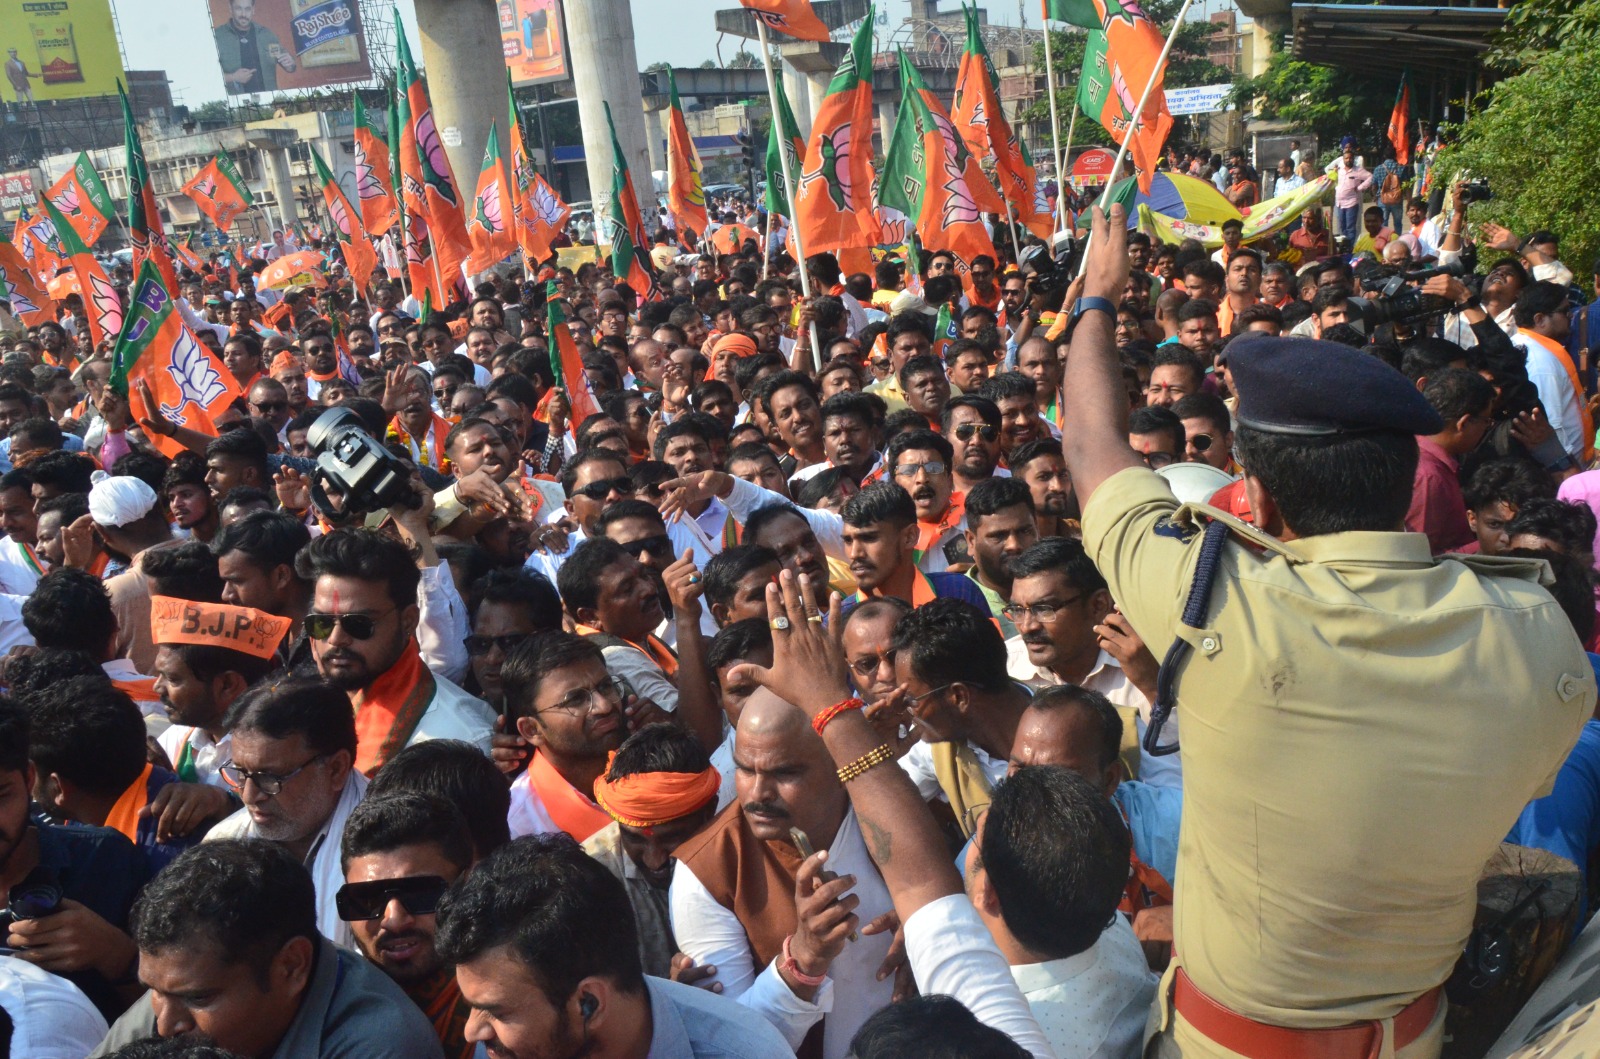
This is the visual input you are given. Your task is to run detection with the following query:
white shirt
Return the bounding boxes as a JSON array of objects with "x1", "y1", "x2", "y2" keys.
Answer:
[
  {"x1": 156, "y1": 726, "x2": 233, "y2": 787},
  {"x1": 417, "y1": 562, "x2": 471, "y2": 686},
  {"x1": 208, "y1": 770, "x2": 368, "y2": 950},
  {"x1": 595, "y1": 636, "x2": 680, "y2": 715},
  {"x1": 903, "y1": 894, "x2": 1057, "y2": 1058},
  {"x1": 1012, "y1": 916, "x2": 1155, "y2": 1059},
  {"x1": 422, "y1": 356, "x2": 493, "y2": 389},
  {"x1": 409, "y1": 671, "x2": 498, "y2": 755},
  {"x1": 1516, "y1": 331, "x2": 1586, "y2": 461},
  {"x1": 900, "y1": 738, "x2": 1009, "y2": 803},
  {"x1": 710, "y1": 730, "x2": 738, "y2": 811},
  {"x1": 0, "y1": 956, "x2": 108, "y2": 1059},
  {"x1": 1005, "y1": 641, "x2": 1182, "y2": 789},
  {"x1": 0, "y1": 536, "x2": 42, "y2": 596},
  {"x1": 670, "y1": 809, "x2": 895, "y2": 1058},
  {"x1": 506, "y1": 759, "x2": 602, "y2": 839}
]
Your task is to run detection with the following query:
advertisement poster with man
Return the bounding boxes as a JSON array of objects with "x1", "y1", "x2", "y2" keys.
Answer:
[
  {"x1": 0, "y1": 0, "x2": 125, "y2": 104},
  {"x1": 499, "y1": 0, "x2": 569, "y2": 86},
  {"x1": 209, "y1": 0, "x2": 372, "y2": 95}
]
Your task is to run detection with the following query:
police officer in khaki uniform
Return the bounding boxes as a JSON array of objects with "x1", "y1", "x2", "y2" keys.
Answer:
[{"x1": 1060, "y1": 204, "x2": 1595, "y2": 1059}]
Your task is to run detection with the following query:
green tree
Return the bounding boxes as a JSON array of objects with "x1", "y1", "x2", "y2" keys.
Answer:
[
  {"x1": 1225, "y1": 50, "x2": 1393, "y2": 159},
  {"x1": 1436, "y1": 0, "x2": 1600, "y2": 270},
  {"x1": 1019, "y1": 0, "x2": 1232, "y2": 153}
]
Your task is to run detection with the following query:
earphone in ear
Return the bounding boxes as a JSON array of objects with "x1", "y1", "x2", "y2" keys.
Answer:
[{"x1": 580, "y1": 994, "x2": 598, "y2": 1020}]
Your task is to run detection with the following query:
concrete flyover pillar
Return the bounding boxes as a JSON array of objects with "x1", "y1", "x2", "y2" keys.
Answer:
[
  {"x1": 412, "y1": 0, "x2": 507, "y2": 202},
  {"x1": 877, "y1": 99, "x2": 896, "y2": 149},
  {"x1": 266, "y1": 146, "x2": 298, "y2": 228},
  {"x1": 784, "y1": 60, "x2": 812, "y2": 136},
  {"x1": 643, "y1": 100, "x2": 668, "y2": 179},
  {"x1": 564, "y1": 0, "x2": 651, "y2": 218}
]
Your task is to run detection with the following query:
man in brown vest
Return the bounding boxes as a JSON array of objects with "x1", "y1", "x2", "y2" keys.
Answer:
[{"x1": 670, "y1": 689, "x2": 896, "y2": 1059}]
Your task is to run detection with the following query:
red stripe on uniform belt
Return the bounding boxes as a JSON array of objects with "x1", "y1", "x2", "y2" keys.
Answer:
[{"x1": 1173, "y1": 968, "x2": 1440, "y2": 1059}]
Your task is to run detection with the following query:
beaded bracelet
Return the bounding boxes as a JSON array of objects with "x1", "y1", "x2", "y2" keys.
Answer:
[
  {"x1": 811, "y1": 697, "x2": 865, "y2": 736},
  {"x1": 836, "y1": 744, "x2": 895, "y2": 784},
  {"x1": 781, "y1": 934, "x2": 828, "y2": 987}
]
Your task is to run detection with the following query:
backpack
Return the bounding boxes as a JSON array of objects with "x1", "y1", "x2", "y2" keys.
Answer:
[{"x1": 1380, "y1": 170, "x2": 1403, "y2": 205}]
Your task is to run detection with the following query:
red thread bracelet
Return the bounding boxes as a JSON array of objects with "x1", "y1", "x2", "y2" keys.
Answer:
[
  {"x1": 782, "y1": 934, "x2": 828, "y2": 987},
  {"x1": 812, "y1": 697, "x2": 865, "y2": 736}
]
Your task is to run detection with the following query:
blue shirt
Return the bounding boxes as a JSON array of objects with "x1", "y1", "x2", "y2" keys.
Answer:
[
  {"x1": 843, "y1": 570, "x2": 993, "y2": 615},
  {"x1": 0, "y1": 432, "x2": 84, "y2": 475},
  {"x1": 1115, "y1": 779, "x2": 1183, "y2": 885}
]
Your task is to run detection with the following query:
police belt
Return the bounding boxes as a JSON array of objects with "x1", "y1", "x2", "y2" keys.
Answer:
[{"x1": 1174, "y1": 968, "x2": 1442, "y2": 1059}]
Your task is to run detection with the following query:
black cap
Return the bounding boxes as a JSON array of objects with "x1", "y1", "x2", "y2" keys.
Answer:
[{"x1": 1228, "y1": 334, "x2": 1444, "y2": 437}]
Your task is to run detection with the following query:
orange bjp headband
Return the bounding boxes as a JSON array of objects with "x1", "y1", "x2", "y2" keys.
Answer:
[
  {"x1": 592, "y1": 751, "x2": 721, "y2": 830},
  {"x1": 270, "y1": 349, "x2": 301, "y2": 374},
  {"x1": 150, "y1": 595, "x2": 294, "y2": 661},
  {"x1": 706, "y1": 333, "x2": 758, "y2": 381}
]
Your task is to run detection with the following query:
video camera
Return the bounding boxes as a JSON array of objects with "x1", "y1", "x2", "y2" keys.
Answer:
[
  {"x1": 1348, "y1": 261, "x2": 1460, "y2": 333},
  {"x1": 305, "y1": 407, "x2": 423, "y2": 524},
  {"x1": 1460, "y1": 177, "x2": 1493, "y2": 204}
]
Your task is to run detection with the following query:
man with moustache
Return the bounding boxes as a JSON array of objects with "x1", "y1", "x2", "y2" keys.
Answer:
[
  {"x1": 962, "y1": 478, "x2": 1039, "y2": 636},
  {"x1": 584, "y1": 724, "x2": 722, "y2": 978},
  {"x1": 1010, "y1": 439, "x2": 1078, "y2": 538},
  {"x1": 671, "y1": 689, "x2": 897, "y2": 1057},
  {"x1": 340, "y1": 792, "x2": 478, "y2": 1058},
  {"x1": 942, "y1": 395, "x2": 1006, "y2": 494},
  {"x1": 883, "y1": 430, "x2": 969, "y2": 573},
  {"x1": 298, "y1": 528, "x2": 495, "y2": 775}
]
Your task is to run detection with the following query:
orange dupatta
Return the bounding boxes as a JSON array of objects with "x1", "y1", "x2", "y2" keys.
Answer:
[
  {"x1": 1521, "y1": 329, "x2": 1595, "y2": 463},
  {"x1": 915, "y1": 492, "x2": 966, "y2": 560},
  {"x1": 574, "y1": 623, "x2": 679, "y2": 679},
  {"x1": 104, "y1": 763, "x2": 154, "y2": 842},
  {"x1": 528, "y1": 751, "x2": 613, "y2": 841},
  {"x1": 352, "y1": 643, "x2": 436, "y2": 775}
]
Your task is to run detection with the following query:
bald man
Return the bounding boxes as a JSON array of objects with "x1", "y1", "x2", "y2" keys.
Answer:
[
  {"x1": 247, "y1": 377, "x2": 293, "y2": 434},
  {"x1": 670, "y1": 689, "x2": 896, "y2": 1058}
]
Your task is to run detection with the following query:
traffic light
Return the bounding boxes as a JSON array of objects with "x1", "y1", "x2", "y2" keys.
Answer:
[{"x1": 738, "y1": 131, "x2": 760, "y2": 172}]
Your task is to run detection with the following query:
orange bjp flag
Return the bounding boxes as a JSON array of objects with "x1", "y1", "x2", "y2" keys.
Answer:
[
  {"x1": 311, "y1": 148, "x2": 378, "y2": 294},
  {"x1": 181, "y1": 155, "x2": 253, "y2": 234},
  {"x1": 738, "y1": 0, "x2": 833, "y2": 41},
  {"x1": 40, "y1": 194, "x2": 122, "y2": 351},
  {"x1": 793, "y1": 9, "x2": 881, "y2": 254},
  {"x1": 0, "y1": 238, "x2": 55, "y2": 326},
  {"x1": 665, "y1": 68, "x2": 709, "y2": 242},
  {"x1": 396, "y1": 12, "x2": 472, "y2": 295},
  {"x1": 352, "y1": 95, "x2": 399, "y2": 239},
  {"x1": 466, "y1": 122, "x2": 518, "y2": 274},
  {"x1": 1387, "y1": 73, "x2": 1412, "y2": 166},
  {"x1": 110, "y1": 261, "x2": 240, "y2": 459},
  {"x1": 546, "y1": 282, "x2": 601, "y2": 435},
  {"x1": 44, "y1": 153, "x2": 115, "y2": 248},
  {"x1": 1079, "y1": 0, "x2": 1173, "y2": 194}
]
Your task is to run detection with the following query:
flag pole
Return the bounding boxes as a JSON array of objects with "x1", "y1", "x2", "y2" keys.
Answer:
[
  {"x1": 755, "y1": 19, "x2": 821, "y2": 371},
  {"x1": 1057, "y1": 100, "x2": 1078, "y2": 233},
  {"x1": 1075, "y1": 0, "x2": 1196, "y2": 277},
  {"x1": 761, "y1": 208, "x2": 773, "y2": 280},
  {"x1": 1041, "y1": 17, "x2": 1068, "y2": 235}
]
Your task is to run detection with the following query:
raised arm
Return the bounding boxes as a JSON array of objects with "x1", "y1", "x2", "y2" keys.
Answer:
[{"x1": 1058, "y1": 206, "x2": 1145, "y2": 509}]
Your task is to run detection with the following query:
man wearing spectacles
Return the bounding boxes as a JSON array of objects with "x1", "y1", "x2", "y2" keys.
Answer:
[
  {"x1": 340, "y1": 792, "x2": 476, "y2": 1057},
  {"x1": 247, "y1": 377, "x2": 294, "y2": 439},
  {"x1": 94, "y1": 839, "x2": 443, "y2": 1058},
  {"x1": 942, "y1": 395, "x2": 1005, "y2": 495},
  {"x1": 301, "y1": 528, "x2": 495, "y2": 775},
  {"x1": 1003, "y1": 538, "x2": 1172, "y2": 788},
  {"x1": 206, "y1": 678, "x2": 367, "y2": 950},
  {"x1": 465, "y1": 568, "x2": 563, "y2": 722},
  {"x1": 885, "y1": 429, "x2": 969, "y2": 573},
  {"x1": 1127, "y1": 406, "x2": 1184, "y2": 472}
]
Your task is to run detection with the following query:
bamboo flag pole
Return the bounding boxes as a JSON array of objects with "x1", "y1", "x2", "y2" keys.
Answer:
[
  {"x1": 1041, "y1": 21, "x2": 1068, "y2": 235},
  {"x1": 755, "y1": 18, "x2": 822, "y2": 371}
]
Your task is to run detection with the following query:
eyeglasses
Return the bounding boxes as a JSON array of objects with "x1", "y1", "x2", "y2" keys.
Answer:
[
  {"x1": 623, "y1": 533, "x2": 675, "y2": 559},
  {"x1": 1000, "y1": 596, "x2": 1087, "y2": 624},
  {"x1": 335, "y1": 875, "x2": 450, "y2": 922},
  {"x1": 953, "y1": 423, "x2": 998, "y2": 443},
  {"x1": 252, "y1": 401, "x2": 288, "y2": 414},
  {"x1": 848, "y1": 649, "x2": 897, "y2": 681},
  {"x1": 1189, "y1": 433, "x2": 1214, "y2": 453},
  {"x1": 1139, "y1": 451, "x2": 1177, "y2": 470},
  {"x1": 433, "y1": 386, "x2": 457, "y2": 399},
  {"x1": 220, "y1": 753, "x2": 327, "y2": 796},
  {"x1": 892, "y1": 460, "x2": 947, "y2": 479},
  {"x1": 572, "y1": 476, "x2": 636, "y2": 501},
  {"x1": 465, "y1": 633, "x2": 526, "y2": 657},
  {"x1": 907, "y1": 682, "x2": 956, "y2": 708},
  {"x1": 304, "y1": 609, "x2": 394, "y2": 641},
  {"x1": 304, "y1": 344, "x2": 335, "y2": 356},
  {"x1": 538, "y1": 676, "x2": 623, "y2": 715}
]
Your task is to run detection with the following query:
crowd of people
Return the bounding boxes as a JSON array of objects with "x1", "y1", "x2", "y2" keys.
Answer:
[{"x1": 0, "y1": 131, "x2": 1596, "y2": 1059}]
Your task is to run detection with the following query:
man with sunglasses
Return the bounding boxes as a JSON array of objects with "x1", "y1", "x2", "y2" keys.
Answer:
[
  {"x1": 1171, "y1": 392, "x2": 1236, "y2": 473},
  {"x1": 247, "y1": 377, "x2": 293, "y2": 444},
  {"x1": 1003, "y1": 537, "x2": 1170, "y2": 788},
  {"x1": 93, "y1": 840, "x2": 442, "y2": 1059},
  {"x1": 943, "y1": 396, "x2": 1006, "y2": 495},
  {"x1": 300, "y1": 528, "x2": 494, "y2": 774},
  {"x1": 339, "y1": 792, "x2": 476, "y2": 1058},
  {"x1": 526, "y1": 449, "x2": 633, "y2": 586}
]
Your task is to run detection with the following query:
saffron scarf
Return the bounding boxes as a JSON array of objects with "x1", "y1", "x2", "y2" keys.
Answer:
[
  {"x1": 103, "y1": 763, "x2": 154, "y2": 842},
  {"x1": 914, "y1": 492, "x2": 966, "y2": 562},
  {"x1": 1521, "y1": 329, "x2": 1595, "y2": 463},
  {"x1": 388, "y1": 412, "x2": 453, "y2": 471},
  {"x1": 352, "y1": 642, "x2": 436, "y2": 775},
  {"x1": 574, "y1": 623, "x2": 679, "y2": 679},
  {"x1": 528, "y1": 751, "x2": 613, "y2": 841}
]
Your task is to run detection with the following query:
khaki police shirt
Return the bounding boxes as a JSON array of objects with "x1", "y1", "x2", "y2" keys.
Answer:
[{"x1": 1081, "y1": 467, "x2": 1594, "y2": 1027}]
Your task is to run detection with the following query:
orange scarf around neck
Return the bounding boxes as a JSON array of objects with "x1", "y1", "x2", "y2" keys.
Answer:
[{"x1": 352, "y1": 642, "x2": 436, "y2": 775}]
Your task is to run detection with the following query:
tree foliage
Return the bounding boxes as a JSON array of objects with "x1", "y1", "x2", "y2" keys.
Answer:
[
  {"x1": 1018, "y1": 0, "x2": 1233, "y2": 154},
  {"x1": 1225, "y1": 49, "x2": 1393, "y2": 157},
  {"x1": 1486, "y1": 0, "x2": 1600, "y2": 68},
  {"x1": 1436, "y1": 0, "x2": 1600, "y2": 270}
]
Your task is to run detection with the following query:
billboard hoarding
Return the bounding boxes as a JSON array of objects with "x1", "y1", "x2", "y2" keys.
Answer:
[
  {"x1": 208, "y1": 0, "x2": 372, "y2": 95},
  {"x1": 500, "y1": 0, "x2": 568, "y2": 87},
  {"x1": 0, "y1": 0, "x2": 126, "y2": 104},
  {"x1": 1166, "y1": 84, "x2": 1234, "y2": 117},
  {"x1": 0, "y1": 171, "x2": 36, "y2": 221}
]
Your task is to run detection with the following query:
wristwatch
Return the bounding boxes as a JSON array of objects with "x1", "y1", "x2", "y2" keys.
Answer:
[{"x1": 1071, "y1": 296, "x2": 1117, "y2": 322}]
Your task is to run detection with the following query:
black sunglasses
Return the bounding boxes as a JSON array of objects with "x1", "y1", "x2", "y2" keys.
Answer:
[
  {"x1": 465, "y1": 633, "x2": 525, "y2": 657},
  {"x1": 572, "y1": 476, "x2": 636, "y2": 501},
  {"x1": 625, "y1": 534, "x2": 674, "y2": 558},
  {"x1": 335, "y1": 875, "x2": 450, "y2": 922},
  {"x1": 1189, "y1": 433, "x2": 1214, "y2": 453},
  {"x1": 305, "y1": 610, "x2": 391, "y2": 641},
  {"x1": 252, "y1": 401, "x2": 288, "y2": 414},
  {"x1": 954, "y1": 423, "x2": 998, "y2": 442}
]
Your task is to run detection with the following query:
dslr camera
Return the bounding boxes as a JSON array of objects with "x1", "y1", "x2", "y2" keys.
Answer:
[
  {"x1": 305, "y1": 407, "x2": 423, "y2": 524},
  {"x1": 1460, "y1": 178, "x2": 1493, "y2": 204}
]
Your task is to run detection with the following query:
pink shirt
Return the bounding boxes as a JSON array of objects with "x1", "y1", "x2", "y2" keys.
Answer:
[
  {"x1": 1334, "y1": 161, "x2": 1373, "y2": 209},
  {"x1": 1406, "y1": 437, "x2": 1474, "y2": 555}
]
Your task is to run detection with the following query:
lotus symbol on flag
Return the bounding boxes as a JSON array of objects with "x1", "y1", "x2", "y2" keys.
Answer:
[
  {"x1": 354, "y1": 143, "x2": 384, "y2": 200},
  {"x1": 801, "y1": 124, "x2": 854, "y2": 212},
  {"x1": 89, "y1": 270, "x2": 124, "y2": 338},
  {"x1": 876, "y1": 208, "x2": 910, "y2": 249},
  {"x1": 530, "y1": 181, "x2": 565, "y2": 226},
  {"x1": 194, "y1": 175, "x2": 218, "y2": 200},
  {"x1": 1112, "y1": 65, "x2": 1138, "y2": 121},
  {"x1": 51, "y1": 184, "x2": 82, "y2": 218},
  {"x1": 162, "y1": 331, "x2": 227, "y2": 419},
  {"x1": 476, "y1": 181, "x2": 504, "y2": 232},
  {"x1": 258, "y1": 250, "x2": 326, "y2": 290},
  {"x1": 1104, "y1": 0, "x2": 1151, "y2": 28},
  {"x1": 415, "y1": 110, "x2": 458, "y2": 206},
  {"x1": 328, "y1": 195, "x2": 354, "y2": 239}
]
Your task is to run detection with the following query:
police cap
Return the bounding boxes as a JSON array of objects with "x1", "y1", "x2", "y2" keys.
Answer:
[{"x1": 1228, "y1": 334, "x2": 1444, "y2": 437}]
